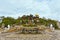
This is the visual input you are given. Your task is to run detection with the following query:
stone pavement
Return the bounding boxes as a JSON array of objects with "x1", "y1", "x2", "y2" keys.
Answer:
[{"x1": 0, "y1": 30, "x2": 60, "y2": 40}]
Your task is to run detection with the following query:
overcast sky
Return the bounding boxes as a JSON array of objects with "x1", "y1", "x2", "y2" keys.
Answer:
[{"x1": 0, "y1": 0, "x2": 60, "y2": 21}]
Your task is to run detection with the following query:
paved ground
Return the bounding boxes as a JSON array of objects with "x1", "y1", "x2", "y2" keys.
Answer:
[{"x1": 0, "y1": 30, "x2": 60, "y2": 40}]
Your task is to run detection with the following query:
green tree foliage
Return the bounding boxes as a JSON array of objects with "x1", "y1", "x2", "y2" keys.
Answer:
[
  {"x1": 15, "y1": 17, "x2": 21, "y2": 25},
  {"x1": 2, "y1": 17, "x2": 15, "y2": 25},
  {"x1": 47, "y1": 19, "x2": 58, "y2": 29}
]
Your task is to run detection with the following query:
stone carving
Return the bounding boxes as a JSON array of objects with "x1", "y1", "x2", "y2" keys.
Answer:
[{"x1": 50, "y1": 24, "x2": 55, "y2": 31}]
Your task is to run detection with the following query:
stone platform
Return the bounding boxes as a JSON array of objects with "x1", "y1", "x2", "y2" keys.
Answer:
[{"x1": 0, "y1": 30, "x2": 60, "y2": 40}]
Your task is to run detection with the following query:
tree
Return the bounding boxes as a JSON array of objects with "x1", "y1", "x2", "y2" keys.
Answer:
[{"x1": 2, "y1": 17, "x2": 15, "y2": 25}]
